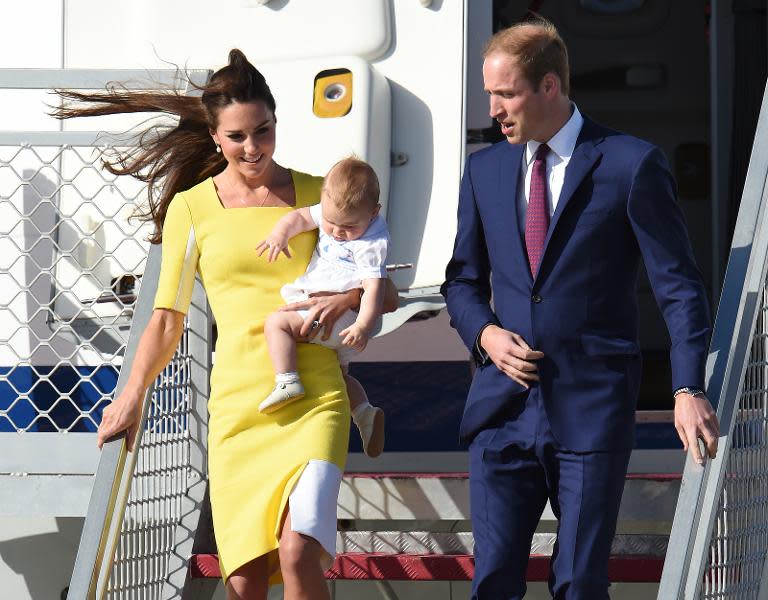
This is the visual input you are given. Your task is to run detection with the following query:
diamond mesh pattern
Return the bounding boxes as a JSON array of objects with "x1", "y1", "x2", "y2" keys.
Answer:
[
  {"x1": 0, "y1": 143, "x2": 152, "y2": 432},
  {"x1": 701, "y1": 285, "x2": 768, "y2": 599},
  {"x1": 107, "y1": 326, "x2": 193, "y2": 599}
]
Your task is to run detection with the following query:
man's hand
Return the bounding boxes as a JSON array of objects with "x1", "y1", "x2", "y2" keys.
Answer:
[
  {"x1": 340, "y1": 322, "x2": 369, "y2": 351},
  {"x1": 674, "y1": 393, "x2": 719, "y2": 465},
  {"x1": 479, "y1": 325, "x2": 544, "y2": 388}
]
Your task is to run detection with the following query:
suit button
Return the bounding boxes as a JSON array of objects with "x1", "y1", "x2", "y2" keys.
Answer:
[{"x1": 532, "y1": 294, "x2": 542, "y2": 303}]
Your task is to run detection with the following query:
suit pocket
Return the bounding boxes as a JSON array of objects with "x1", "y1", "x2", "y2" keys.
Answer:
[{"x1": 581, "y1": 333, "x2": 640, "y2": 356}]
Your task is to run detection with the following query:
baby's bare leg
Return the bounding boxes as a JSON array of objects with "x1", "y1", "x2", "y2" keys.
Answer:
[
  {"x1": 342, "y1": 365, "x2": 385, "y2": 458},
  {"x1": 264, "y1": 310, "x2": 306, "y2": 374},
  {"x1": 259, "y1": 311, "x2": 308, "y2": 414},
  {"x1": 341, "y1": 365, "x2": 368, "y2": 411}
]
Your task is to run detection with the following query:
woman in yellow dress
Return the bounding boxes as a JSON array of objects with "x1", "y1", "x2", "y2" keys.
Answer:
[{"x1": 56, "y1": 49, "x2": 392, "y2": 599}]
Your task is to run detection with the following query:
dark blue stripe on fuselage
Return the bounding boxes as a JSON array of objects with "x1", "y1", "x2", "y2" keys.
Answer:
[
  {"x1": 0, "y1": 365, "x2": 117, "y2": 432},
  {"x1": 347, "y1": 361, "x2": 682, "y2": 452},
  {"x1": 0, "y1": 361, "x2": 682, "y2": 448}
]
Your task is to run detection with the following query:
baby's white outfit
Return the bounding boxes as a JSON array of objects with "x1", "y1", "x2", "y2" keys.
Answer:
[{"x1": 281, "y1": 202, "x2": 390, "y2": 364}]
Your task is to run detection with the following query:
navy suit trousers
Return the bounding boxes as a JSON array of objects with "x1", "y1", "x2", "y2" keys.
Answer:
[{"x1": 468, "y1": 386, "x2": 631, "y2": 599}]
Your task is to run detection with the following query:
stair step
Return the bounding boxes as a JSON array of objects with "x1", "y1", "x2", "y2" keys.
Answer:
[
  {"x1": 336, "y1": 532, "x2": 667, "y2": 556},
  {"x1": 189, "y1": 552, "x2": 665, "y2": 582},
  {"x1": 338, "y1": 472, "x2": 680, "y2": 522},
  {"x1": 188, "y1": 471, "x2": 676, "y2": 583}
]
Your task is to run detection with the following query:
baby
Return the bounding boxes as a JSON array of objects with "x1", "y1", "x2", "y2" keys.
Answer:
[{"x1": 255, "y1": 157, "x2": 389, "y2": 457}]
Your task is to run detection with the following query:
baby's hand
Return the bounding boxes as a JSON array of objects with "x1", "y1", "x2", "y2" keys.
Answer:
[
  {"x1": 340, "y1": 322, "x2": 369, "y2": 352},
  {"x1": 255, "y1": 232, "x2": 292, "y2": 262}
]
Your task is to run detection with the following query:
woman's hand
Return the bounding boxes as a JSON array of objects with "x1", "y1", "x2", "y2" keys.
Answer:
[
  {"x1": 279, "y1": 289, "x2": 359, "y2": 340},
  {"x1": 97, "y1": 388, "x2": 144, "y2": 451},
  {"x1": 95, "y1": 308, "x2": 185, "y2": 452}
]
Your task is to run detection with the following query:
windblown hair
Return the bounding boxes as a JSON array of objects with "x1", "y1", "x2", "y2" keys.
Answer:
[
  {"x1": 323, "y1": 157, "x2": 380, "y2": 213},
  {"x1": 484, "y1": 17, "x2": 570, "y2": 96},
  {"x1": 51, "y1": 49, "x2": 276, "y2": 243}
]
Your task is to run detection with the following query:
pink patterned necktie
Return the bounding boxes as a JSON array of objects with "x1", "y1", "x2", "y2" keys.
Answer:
[{"x1": 525, "y1": 143, "x2": 550, "y2": 277}]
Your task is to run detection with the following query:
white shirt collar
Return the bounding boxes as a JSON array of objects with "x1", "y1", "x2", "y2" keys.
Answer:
[{"x1": 525, "y1": 103, "x2": 584, "y2": 165}]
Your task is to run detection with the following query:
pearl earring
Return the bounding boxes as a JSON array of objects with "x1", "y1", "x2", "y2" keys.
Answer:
[{"x1": 215, "y1": 144, "x2": 221, "y2": 154}]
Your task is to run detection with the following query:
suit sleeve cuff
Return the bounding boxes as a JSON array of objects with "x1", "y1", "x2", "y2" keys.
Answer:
[{"x1": 473, "y1": 323, "x2": 494, "y2": 366}]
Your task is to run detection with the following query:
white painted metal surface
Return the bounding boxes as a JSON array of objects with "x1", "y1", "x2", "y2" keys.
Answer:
[
  {"x1": 259, "y1": 56, "x2": 392, "y2": 215},
  {"x1": 64, "y1": 0, "x2": 394, "y2": 65},
  {"x1": 56, "y1": 0, "x2": 473, "y2": 291}
]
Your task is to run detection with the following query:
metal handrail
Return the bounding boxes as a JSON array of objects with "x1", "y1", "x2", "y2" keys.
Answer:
[
  {"x1": 67, "y1": 245, "x2": 160, "y2": 599},
  {"x1": 0, "y1": 68, "x2": 201, "y2": 90},
  {"x1": 0, "y1": 67, "x2": 212, "y2": 147},
  {"x1": 66, "y1": 245, "x2": 213, "y2": 600},
  {"x1": 658, "y1": 81, "x2": 768, "y2": 598}
]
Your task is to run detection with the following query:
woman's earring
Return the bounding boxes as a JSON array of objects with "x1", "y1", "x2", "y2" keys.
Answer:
[{"x1": 215, "y1": 144, "x2": 222, "y2": 154}]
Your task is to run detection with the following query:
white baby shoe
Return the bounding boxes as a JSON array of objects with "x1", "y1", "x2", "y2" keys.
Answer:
[
  {"x1": 355, "y1": 405, "x2": 385, "y2": 458},
  {"x1": 259, "y1": 381, "x2": 305, "y2": 414}
]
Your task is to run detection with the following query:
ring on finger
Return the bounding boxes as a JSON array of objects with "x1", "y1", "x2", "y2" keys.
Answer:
[{"x1": 311, "y1": 320, "x2": 321, "y2": 330}]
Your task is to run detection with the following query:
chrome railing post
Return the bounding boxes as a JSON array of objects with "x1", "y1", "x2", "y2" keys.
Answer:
[
  {"x1": 68, "y1": 243, "x2": 161, "y2": 599},
  {"x1": 659, "y1": 79, "x2": 768, "y2": 599}
]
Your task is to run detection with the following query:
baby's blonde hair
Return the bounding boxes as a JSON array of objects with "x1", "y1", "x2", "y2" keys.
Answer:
[{"x1": 323, "y1": 156, "x2": 380, "y2": 212}]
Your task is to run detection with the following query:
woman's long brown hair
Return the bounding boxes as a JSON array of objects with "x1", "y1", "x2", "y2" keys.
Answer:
[{"x1": 51, "y1": 49, "x2": 276, "y2": 243}]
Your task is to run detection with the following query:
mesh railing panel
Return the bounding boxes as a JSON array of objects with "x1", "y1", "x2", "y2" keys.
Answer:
[
  {"x1": 701, "y1": 284, "x2": 768, "y2": 599},
  {"x1": 0, "y1": 142, "x2": 151, "y2": 432},
  {"x1": 107, "y1": 326, "x2": 194, "y2": 599}
]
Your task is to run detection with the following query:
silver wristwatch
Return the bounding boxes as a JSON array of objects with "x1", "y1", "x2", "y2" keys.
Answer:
[{"x1": 673, "y1": 386, "x2": 705, "y2": 398}]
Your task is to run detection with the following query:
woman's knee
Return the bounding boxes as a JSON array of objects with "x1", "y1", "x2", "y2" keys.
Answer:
[
  {"x1": 225, "y1": 556, "x2": 269, "y2": 600},
  {"x1": 278, "y1": 531, "x2": 323, "y2": 574}
]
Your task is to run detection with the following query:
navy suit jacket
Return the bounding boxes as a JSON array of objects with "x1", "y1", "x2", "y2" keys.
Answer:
[{"x1": 441, "y1": 118, "x2": 711, "y2": 452}]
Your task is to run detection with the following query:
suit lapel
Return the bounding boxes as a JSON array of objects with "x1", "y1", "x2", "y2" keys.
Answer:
[
  {"x1": 537, "y1": 122, "x2": 604, "y2": 279},
  {"x1": 498, "y1": 143, "x2": 531, "y2": 282}
]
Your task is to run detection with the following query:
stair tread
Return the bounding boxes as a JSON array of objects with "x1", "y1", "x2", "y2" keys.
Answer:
[{"x1": 189, "y1": 552, "x2": 665, "y2": 582}]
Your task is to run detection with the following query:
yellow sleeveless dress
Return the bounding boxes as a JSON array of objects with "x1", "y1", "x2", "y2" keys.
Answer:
[{"x1": 153, "y1": 170, "x2": 350, "y2": 582}]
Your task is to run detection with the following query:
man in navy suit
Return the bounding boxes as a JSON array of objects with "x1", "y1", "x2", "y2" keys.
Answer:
[{"x1": 441, "y1": 18, "x2": 720, "y2": 599}]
